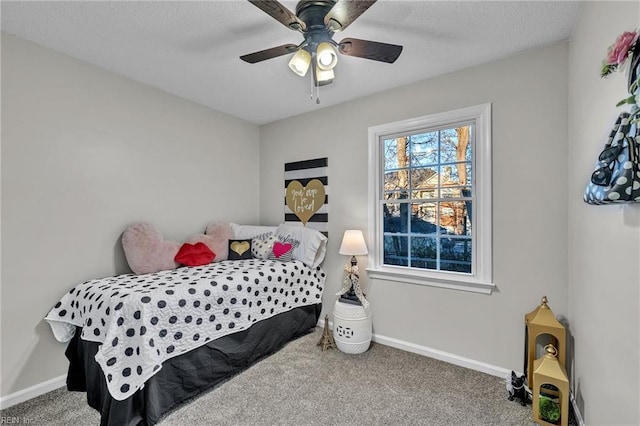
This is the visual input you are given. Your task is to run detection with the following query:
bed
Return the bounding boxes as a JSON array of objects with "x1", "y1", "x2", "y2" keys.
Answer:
[{"x1": 46, "y1": 257, "x2": 325, "y2": 425}]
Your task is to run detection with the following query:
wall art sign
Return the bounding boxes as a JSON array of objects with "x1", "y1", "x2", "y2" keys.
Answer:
[{"x1": 284, "y1": 158, "x2": 328, "y2": 235}]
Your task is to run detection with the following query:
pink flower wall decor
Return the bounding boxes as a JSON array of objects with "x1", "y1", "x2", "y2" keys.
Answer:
[{"x1": 601, "y1": 30, "x2": 639, "y2": 77}]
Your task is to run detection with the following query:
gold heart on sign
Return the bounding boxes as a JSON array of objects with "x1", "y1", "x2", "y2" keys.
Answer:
[
  {"x1": 285, "y1": 179, "x2": 325, "y2": 225},
  {"x1": 230, "y1": 241, "x2": 250, "y2": 256}
]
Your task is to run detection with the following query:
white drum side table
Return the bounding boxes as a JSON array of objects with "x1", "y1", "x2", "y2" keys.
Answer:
[{"x1": 333, "y1": 299, "x2": 372, "y2": 354}]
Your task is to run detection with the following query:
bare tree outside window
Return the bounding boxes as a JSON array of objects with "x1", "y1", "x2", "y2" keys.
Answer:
[{"x1": 382, "y1": 124, "x2": 473, "y2": 273}]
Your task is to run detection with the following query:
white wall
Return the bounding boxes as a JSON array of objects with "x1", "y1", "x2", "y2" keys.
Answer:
[
  {"x1": 260, "y1": 43, "x2": 569, "y2": 372},
  {"x1": 568, "y1": 2, "x2": 640, "y2": 424},
  {"x1": 6, "y1": 3, "x2": 638, "y2": 421},
  {"x1": 0, "y1": 34, "x2": 261, "y2": 396}
]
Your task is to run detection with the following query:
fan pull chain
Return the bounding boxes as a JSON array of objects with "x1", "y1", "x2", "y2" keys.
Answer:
[
  {"x1": 309, "y1": 71, "x2": 321, "y2": 104},
  {"x1": 310, "y1": 70, "x2": 314, "y2": 100}
]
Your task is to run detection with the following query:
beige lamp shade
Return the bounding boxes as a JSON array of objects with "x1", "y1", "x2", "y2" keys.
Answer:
[
  {"x1": 315, "y1": 66, "x2": 334, "y2": 86},
  {"x1": 288, "y1": 49, "x2": 311, "y2": 77},
  {"x1": 339, "y1": 230, "x2": 368, "y2": 256}
]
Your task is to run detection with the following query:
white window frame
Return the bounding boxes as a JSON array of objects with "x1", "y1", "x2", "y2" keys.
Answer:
[{"x1": 367, "y1": 104, "x2": 494, "y2": 294}]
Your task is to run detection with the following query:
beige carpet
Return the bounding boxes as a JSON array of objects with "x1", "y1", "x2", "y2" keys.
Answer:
[{"x1": 2, "y1": 328, "x2": 538, "y2": 425}]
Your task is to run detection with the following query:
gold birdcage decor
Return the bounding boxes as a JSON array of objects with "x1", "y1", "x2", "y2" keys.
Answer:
[
  {"x1": 532, "y1": 344, "x2": 569, "y2": 426},
  {"x1": 524, "y1": 296, "x2": 566, "y2": 390}
]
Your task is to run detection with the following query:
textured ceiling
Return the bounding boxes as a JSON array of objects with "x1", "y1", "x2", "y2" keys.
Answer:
[{"x1": 1, "y1": 1, "x2": 581, "y2": 125}]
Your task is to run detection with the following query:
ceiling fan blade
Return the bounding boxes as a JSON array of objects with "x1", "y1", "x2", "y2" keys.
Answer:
[
  {"x1": 240, "y1": 44, "x2": 298, "y2": 64},
  {"x1": 248, "y1": 0, "x2": 306, "y2": 31},
  {"x1": 338, "y1": 37, "x2": 403, "y2": 63},
  {"x1": 324, "y1": 0, "x2": 376, "y2": 31}
]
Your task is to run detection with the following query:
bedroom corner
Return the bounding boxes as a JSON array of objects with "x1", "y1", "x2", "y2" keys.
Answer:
[{"x1": 0, "y1": 33, "x2": 261, "y2": 402}]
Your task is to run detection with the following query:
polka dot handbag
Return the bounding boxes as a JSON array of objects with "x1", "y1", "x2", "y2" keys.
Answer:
[{"x1": 583, "y1": 112, "x2": 640, "y2": 205}]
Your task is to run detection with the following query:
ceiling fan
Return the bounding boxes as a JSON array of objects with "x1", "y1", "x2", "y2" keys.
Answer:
[{"x1": 240, "y1": 0, "x2": 403, "y2": 101}]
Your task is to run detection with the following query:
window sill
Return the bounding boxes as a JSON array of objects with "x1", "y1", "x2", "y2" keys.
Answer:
[{"x1": 366, "y1": 268, "x2": 495, "y2": 295}]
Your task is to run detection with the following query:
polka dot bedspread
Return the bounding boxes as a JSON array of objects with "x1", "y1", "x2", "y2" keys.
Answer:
[{"x1": 45, "y1": 259, "x2": 325, "y2": 401}]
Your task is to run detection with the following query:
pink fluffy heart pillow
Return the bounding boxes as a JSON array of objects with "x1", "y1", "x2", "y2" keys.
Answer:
[
  {"x1": 122, "y1": 223, "x2": 181, "y2": 274},
  {"x1": 203, "y1": 221, "x2": 233, "y2": 261}
]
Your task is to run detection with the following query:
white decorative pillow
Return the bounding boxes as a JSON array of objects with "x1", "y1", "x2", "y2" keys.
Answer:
[
  {"x1": 275, "y1": 224, "x2": 328, "y2": 268},
  {"x1": 230, "y1": 223, "x2": 278, "y2": 240},
  {"x1": 252, "y1": 234, "x2": 278, "y2": 259}
]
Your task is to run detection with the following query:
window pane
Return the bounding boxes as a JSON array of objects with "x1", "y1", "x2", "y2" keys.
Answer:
[
  {"x1": 441, "y1": 162, "x2": 471, "y2": 186},
  {"x1": 384, "y1": 137, "x2": 409, "y2": 172},
  {"x1": 383, "y1": 203, "x2": 410, "y2": 234},
  {"x1": 440, "y1": 238, "x2": 472, "y2": 273},
  {"x1": 410, "y1": 237, "x2": 437, "y2": 270},
  {"x1": 383, "y1": 235, "x2": 408, "y2": 266},
  {"x1": 465, "y1": 129, "x2": 472, "y2": 161},
  {"x1": 439, "y1": 128, "x2": 459, "y2": 163},
  {"x1": 440, "y1": 186, "x2": 472, "y2": 199},
  {"x1": 385, "y1": 191, "x2": 408, "y2": 201},
  {"x1": 384, "y1": 170, "x2": 409, "y2": 192},
  {"x1": 410, "y1": 202, "x2": 437, "y2": 235},
  {"x1": 459, "y1": 125, "x2": 473, "y2": 162},
  {"x1": 384, "y1": 138, "x2": 400, "y2": 170},
  {"x1": 411, "y1": 188, "x2": 437, "y2": 199},
  {"x1": 410, "y1": 166, "x2": 438, "y2": 198},
  {"x1": 410, "y1": 132, "x2": 438, "y2": 167},
  {"x1": 439, "y1": 201, "x2": 471, "y2": 236}
]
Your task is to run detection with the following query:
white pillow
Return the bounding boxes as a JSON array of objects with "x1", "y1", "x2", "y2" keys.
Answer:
[
  {"x1": 275, "y1": 224, "x2": 328, "y2": 268},
  {"x1": 230, "y1": 223, "x2": 277, "y2": 240},
  {"x1": 251, "y1": 234, "x2": 278, "y2": 260}
]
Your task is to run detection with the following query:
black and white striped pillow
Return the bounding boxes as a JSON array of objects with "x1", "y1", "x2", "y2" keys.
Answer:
[{"x1": 268, "y1": 242, "x2": 293, "y2": 262}]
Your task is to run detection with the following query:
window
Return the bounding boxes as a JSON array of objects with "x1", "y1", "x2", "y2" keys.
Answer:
[{"x1": 367, "y1": 104, "x2": 493, "y2": 294}]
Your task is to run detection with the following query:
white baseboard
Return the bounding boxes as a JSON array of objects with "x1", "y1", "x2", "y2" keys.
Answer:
[
  {"x1": 0, "y1": 375, "x2": 66, "y2": 410},
  {"x1": 372, "y1": 332, "x2": 512, "y2": 378},
  {"x1": 377, "y1": 331, "x2": 586, "y2": 424},
  {"x1": 317, "y1": 318, "x2": 510, "y2": 378},
  {"x1": 317, "y1": 318, "x2": 586, "y2": 424}
]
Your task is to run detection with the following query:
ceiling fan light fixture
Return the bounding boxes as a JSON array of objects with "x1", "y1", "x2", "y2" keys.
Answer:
[
  {"x1": 288, "y1": 49, "x2": 311, "y2": 77},
  {"x1": 315, "y1": 66, "x2": 334, "y2": 86},
  {"x1": 316, "y1": 42, "x2": 338, "y2": 71},
  {"x1": 243, "y1": 0, "x2": 403, "y2": 102}
]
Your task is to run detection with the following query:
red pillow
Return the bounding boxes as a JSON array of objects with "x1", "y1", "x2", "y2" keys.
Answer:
[{"x1": 175, "y1": 242, "x2": 215, "y2": 266}]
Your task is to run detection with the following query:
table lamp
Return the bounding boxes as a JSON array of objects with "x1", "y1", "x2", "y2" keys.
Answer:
[{"x1": 337, "y1": 230, "x2": 368, "y2": 306}]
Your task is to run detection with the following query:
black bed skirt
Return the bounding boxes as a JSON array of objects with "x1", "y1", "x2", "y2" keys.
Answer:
[{"x1": 65, "y1": 303, "x2": 321, "y2": 426}]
